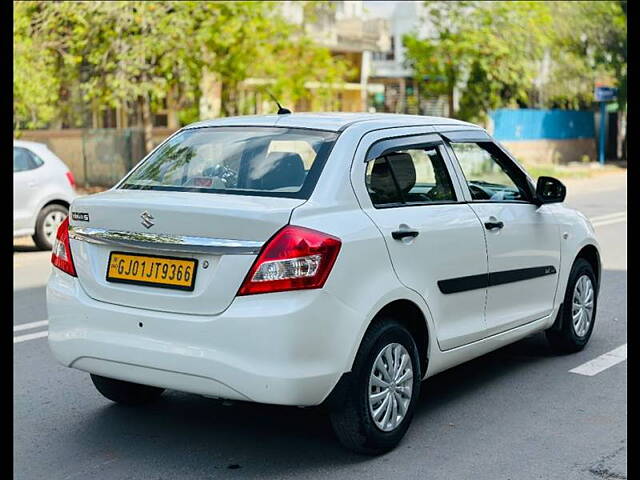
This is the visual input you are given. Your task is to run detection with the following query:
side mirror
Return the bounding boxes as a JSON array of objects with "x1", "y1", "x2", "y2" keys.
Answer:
[{"x1": 535, "y1": 176, "x2": 566, "y2": 205}]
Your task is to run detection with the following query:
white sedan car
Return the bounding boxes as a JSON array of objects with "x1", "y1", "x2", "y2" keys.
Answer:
[
  {"x1": 47, "y1": 113, "x2": 600, "y2": 454},
  {"x1": 14, "y1": 140, "x2": 77, "y2": 249}
]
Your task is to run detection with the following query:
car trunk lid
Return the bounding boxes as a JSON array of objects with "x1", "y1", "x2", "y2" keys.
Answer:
[{"x1": 68, "y1": 189, "x2": 303, "y2": 315}]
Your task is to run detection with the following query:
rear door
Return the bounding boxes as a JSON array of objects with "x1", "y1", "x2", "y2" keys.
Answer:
[
  {"x1": 442, "y1": 130, "x2": 560, "y2": 336},
  {"x1": 352, "y1": 130, "x2": 489, "y2": 350}
]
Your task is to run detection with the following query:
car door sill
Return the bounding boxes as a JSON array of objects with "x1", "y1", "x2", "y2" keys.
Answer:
[{"x1": 439, "y1": 312, "x2": 553, "y2": 352}]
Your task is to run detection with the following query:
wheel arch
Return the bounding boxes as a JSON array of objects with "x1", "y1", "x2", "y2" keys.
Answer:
[
  {"x1": 322, "y1": 296, "x2": 432, "y2": 411},
  {"x1": 370, "y1": 299, "x2": 430, "y2": 377},
  {"x1": 42, "y1": 199, "x2": 70, "y2": 210},
  {"x1": 575, "y1": 243, "x2": 601, "y2": 290},
  {"x1": 33, "y1": 198, "x2": 71, "y2": 229}
]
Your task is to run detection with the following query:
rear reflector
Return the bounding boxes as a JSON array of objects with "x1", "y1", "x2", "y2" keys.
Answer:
[
  {"x1": 51, "y1": 217, "x2": 77, "y2": 277},
  {"x1": 237, "y1": 225, "x2": 341, "y2": 295}
]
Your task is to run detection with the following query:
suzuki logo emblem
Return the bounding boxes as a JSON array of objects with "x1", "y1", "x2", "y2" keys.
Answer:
[{"x1": 140, "y1": 211, "x2": 155, "y2": 229}]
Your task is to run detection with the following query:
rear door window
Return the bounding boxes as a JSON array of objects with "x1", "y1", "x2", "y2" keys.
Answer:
[
  {"x1": 120, "y1": 127, "x2": 338, "y2": 199},
  {"x1": 365, "y1": 146, "x2": 457, "y2": 207},
  {"x1": 13, "y1": 147, "x2": 43, "y2": 172}
]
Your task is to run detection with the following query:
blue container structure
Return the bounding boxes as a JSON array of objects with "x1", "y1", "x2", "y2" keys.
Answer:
[{"x1": 490, "y1": 109, "x2": 596, "y2": 141}]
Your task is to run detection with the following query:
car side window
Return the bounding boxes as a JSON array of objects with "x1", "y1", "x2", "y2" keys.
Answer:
[
  {"x1": 366, "y1": 145, "x2": 457, "y2": 207},
  {"x1": 449, "y1": 142, "x2": 529, "y2": 202},
  {"x1": 13, "y1": 147, "x2": 43, "y2": 173}
]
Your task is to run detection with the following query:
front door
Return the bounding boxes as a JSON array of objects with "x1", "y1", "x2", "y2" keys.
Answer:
[
  {"x1": 353, "y1": 131, "x2": 489, "y2": 350},
  {"x1": 444, "y1": 137, "x2": 560, "y2": 336}
]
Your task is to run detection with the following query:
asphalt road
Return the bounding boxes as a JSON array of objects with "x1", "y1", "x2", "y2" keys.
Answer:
[{"x1": 13, "y1": 173, "x2": 627, "y2": 480}]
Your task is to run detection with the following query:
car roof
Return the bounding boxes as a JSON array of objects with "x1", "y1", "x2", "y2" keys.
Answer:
[{"x1": 185, "y1": 112, "x2": 479, "y2": 133}]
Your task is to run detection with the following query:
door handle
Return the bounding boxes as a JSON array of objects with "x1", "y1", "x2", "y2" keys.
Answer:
[
  {"x1": 484, "y1": 220, "x2": 504, "y2": 230},
  {"x1": 27, "y1": 182, "x2": 38, "y2": 188},
  {"x1": 392, "y1": 229, "x2": 420, "y2": 240}
]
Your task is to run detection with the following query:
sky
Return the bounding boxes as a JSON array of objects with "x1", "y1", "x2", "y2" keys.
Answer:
[{"x1": 362, "y1": 1, "x2": 402, "y2": 19}]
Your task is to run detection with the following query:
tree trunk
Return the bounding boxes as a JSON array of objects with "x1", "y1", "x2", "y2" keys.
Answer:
[
  {"x1": 167, "y1": 85, "x2": 180, "y2": 129},
  {"x1": 448, "y1": 83, "x2": 455, "y2": 118},
  {"x1": 221, "y1": 81, "x2": 238, "y2": 117},
  {"x1": 139, "y1": 94, "x2": 154, "y2": 154}
]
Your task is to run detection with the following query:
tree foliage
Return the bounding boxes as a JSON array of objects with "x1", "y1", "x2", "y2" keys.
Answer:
[
  {"x1": 404, "y1": 1, "x2": 627, "y2": 123},
  {"x1": 13, "y1": 1, "x2": 350, "y2": 141},
  {"x1": 13, "y1": 2, "x2": 60, "y2": 130},
  {"x1": 545, "y1": 1, "x2": 627, "y2": 110}
]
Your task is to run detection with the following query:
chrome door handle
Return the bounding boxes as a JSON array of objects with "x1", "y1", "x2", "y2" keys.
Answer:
[{"x1": 392, "y1": 229, "x2": 420, "y2": 240}]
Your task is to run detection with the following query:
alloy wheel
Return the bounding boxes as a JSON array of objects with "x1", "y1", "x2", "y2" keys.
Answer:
[
  {"x1": 43, "y1": 210, "x2": 67, "y2": 244},
  {"x1": 572, "y1": 274, "x2": 594, "y2": 337},
  {"x1": 368, "y1": 342, "x2": 413, "y2": 432}
]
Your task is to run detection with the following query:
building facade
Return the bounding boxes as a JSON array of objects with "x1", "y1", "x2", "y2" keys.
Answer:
[{"x1": 368, "y1": 1, "x2": 449, "y2": 116}]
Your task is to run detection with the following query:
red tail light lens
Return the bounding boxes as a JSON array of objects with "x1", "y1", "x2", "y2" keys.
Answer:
[
  {"x1": 65, "y1": 171, "x2": 76, "y2": 189},
  {"x1": 51, "y1": 217, "x2": 77, "y2": 277},
  {"x1": 238, "y1": 225, "x2": 341, "y2": 296}
]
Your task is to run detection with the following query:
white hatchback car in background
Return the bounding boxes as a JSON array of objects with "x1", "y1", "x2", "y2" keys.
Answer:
[
  {"x1": 47, "y1": 113, "x2": 600, "y2": 454},
  {"x1": 14, "y1": 140, "x2": 77, "y2": 250}
]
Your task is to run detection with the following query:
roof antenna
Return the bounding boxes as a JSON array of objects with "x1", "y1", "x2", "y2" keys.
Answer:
[{"x1": 266, "y1": 91, "x2": 292, "y2": 115}]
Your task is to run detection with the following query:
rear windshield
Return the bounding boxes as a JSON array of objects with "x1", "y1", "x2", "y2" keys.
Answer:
[{"x1": 119, "y1": 127, "x2": 338, "y2": 199}]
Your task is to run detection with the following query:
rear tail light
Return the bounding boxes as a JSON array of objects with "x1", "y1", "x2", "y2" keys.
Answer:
[
  {"x1": 51, "y1": 217, "x2": 77, "y2": 277},
  {"x1": 65, "y1": 171, "x2": 76, "y2": 189},
  {"x1": 238, "y1": 225, "x2": 341, "y2": 296}
]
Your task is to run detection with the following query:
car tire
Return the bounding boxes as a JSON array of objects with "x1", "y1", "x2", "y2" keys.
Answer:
[
  {"x1": 546, "y1": 258, "x2": 597, "y2": 354},
  {"x1": 90, "y1": 374, "x2": 165, "y2": 406},
  {"x1": 32, "y1": 204, "x2": 68, "y2": 250},
  {"x1": 329, "y1": 318, "x2": 422, "y2": 455}
]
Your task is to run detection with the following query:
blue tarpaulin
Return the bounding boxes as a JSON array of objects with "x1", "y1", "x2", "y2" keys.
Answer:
[{"x1": 490, "y1": 109, "x2": 595, "y2": 141}]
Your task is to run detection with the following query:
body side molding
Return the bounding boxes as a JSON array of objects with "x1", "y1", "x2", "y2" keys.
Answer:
[{"x1": 438, "y1": 266, "x2": 557, "y2": 294}]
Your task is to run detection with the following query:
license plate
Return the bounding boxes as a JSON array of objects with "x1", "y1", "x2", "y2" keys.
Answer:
[{"x1": 106, "y1": 252, "x2": 198, "y2": 291}]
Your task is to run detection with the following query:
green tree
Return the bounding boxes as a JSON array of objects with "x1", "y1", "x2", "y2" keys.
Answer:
[
  {"x1": 192, "y1": 1, "x2": 350, "y2": 116},
  {"x1": 405, "y1": 1, "x2": 626, "y2": 125},
  {"x1": 545, "y1": 1, "x2": 626, "y2": 110},
  {"x1": 15, "y1": 1, "x2": 204, "y2": 149},
  {"x1": 13, "y1": 1, "x2": 352, "y2": 140},
  {"x1": 404, "y1": 1, "x2": 552, "y2": 124},
  {"x1": 13, "y1": 2, "x2": 60, "y2": 130}
]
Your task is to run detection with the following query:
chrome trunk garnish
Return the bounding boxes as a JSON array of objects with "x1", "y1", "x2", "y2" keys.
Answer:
[{"x1": 68, "y1": 226, "x2": 263, "y2": 255}]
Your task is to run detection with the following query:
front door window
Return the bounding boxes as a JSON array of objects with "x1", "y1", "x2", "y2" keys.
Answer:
[{"x1": 449, "y1": 142, "x2": 530, "y2": 202}]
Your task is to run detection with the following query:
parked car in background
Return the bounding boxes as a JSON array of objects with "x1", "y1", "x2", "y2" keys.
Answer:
[
  {"x1": 47, "y1": 113, "x2": 600, "y2": 454},
  {"x1": 13, "y1": 140, "x2": 77, "y2": 250}
]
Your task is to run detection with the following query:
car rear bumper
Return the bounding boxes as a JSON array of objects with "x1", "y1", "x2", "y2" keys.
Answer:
[{"x1": 46, "y1": 269, "x2": 363, "y2": 406}]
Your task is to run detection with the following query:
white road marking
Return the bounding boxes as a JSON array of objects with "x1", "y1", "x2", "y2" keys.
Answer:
[
  {"x1": 589, "y1": 211, "x2": 626, "y2": 227},
  {"x1": 592, "y1": 217, "x2": 627, "y2": 228},
  {"x1": 569, "y1": 344, "x2": 627, "y2": 376},
  {"x1": 13, "y1": 320, "x2": 48, "y2": 332},
  {"x1": 13, "y1": 330, "x2": 48, "y2": 344},
  {"x1": 589, "y1": 211, "x2": 627, "y2": 223}
]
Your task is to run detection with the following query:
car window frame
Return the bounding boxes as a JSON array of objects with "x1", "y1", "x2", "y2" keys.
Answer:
[
  {"x1": 13, "y1": 146, "x2": 44, "y2": 173},
  {"x1": 439, "y1": 130, "x2": 537, "y2": 204},
  {"x1": 363, "y1": 134, "x2": 466, "y2": 209},
  {"x1": 116, "y1": 126, "x2": 341, "y2": 200}
]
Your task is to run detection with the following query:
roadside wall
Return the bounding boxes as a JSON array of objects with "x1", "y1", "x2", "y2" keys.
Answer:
[
  {"x1": 489, "y1": 109, "x2": 597, "y2": 164},
  {"x1": 17, "y1": 128, "x2": 177, "y2": 187}
]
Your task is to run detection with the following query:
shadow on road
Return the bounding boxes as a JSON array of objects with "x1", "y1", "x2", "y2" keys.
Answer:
[
  {"x1": 14, "y1": 245, "x2": 42, "y2": 253},
  {"x1": 24, "y1": 270, "x2": 627, "y2": 477},
  {"x1": 62, "y1": 333, "x2": 555, "y2": 477}
]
